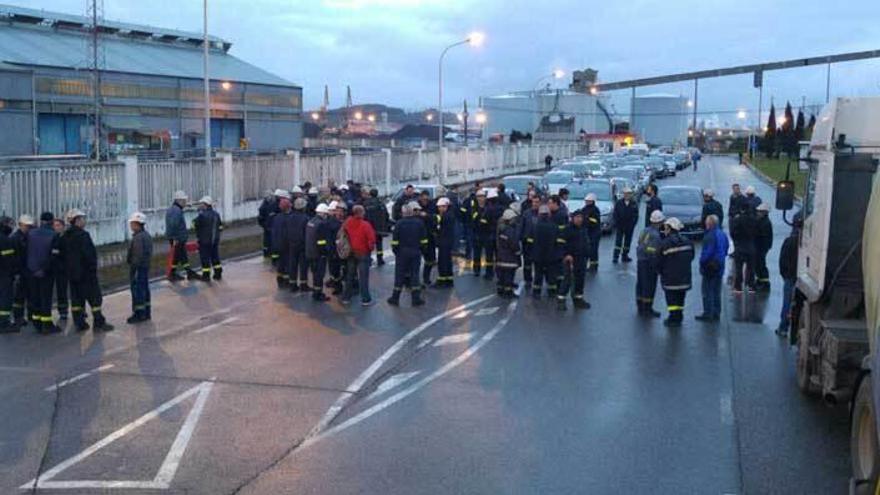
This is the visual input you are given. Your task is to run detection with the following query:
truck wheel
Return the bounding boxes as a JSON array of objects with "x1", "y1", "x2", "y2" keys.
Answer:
[
  {"x1": 796, "y1": 308, "x2": 819, "y2": 395},
  {"x1": 852, "y1": 377, "x2": 880, "y2": 491}
]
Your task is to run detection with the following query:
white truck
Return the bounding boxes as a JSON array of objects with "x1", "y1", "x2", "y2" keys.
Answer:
[{"x1": 780, "y1": 97, "x2": 880, "y2": 493}]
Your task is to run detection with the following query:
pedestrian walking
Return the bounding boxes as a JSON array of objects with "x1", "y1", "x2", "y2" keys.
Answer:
[
  {"x1": 387, "y1": 202, "x2": 427, "y2": 307},
  {"x1": 194, "y1": 196, "x2": 223, "y2": 282},
  {"x1": 658, "y1": 217, "x2": 695, "y2": 327},
  {"x1": 558, "y1": 210, "x2": 591, "y2": 311},
  {"x1": 305, "y1": 204, "x2": 332, "y2": 302},
  {"x1": 165, "y1": 190, "x2": 196, "y2": 281},
  {"x1": 26, "y1": 212, "x2": 61, "y2": 334},
  {"x1": 289, "y1": 198, "x2": 310, "y2": 292},
  {"x1": 701, "y1": 189, "x2": 724, "y2": 230},
  {"x1": 11, "y1": 214, "x2": 34, "y2": 326},
  {"x1": 582, "y1": 194, "x2": 602, "y2": 271},
  {"x1": 362, "y1": 188, "x2": 390, "y2": 266},
  {"x1": 696, "y1": 214, "x2": 729, "y2": 322},
  {"x1": 65, "y1": 209, "x2": 113, "y2": 332},
  {"x1": 754, "y1": 203, "x2": 773, "y2": 291},
  {"x1": 777, "y1": 213, "x2": 801, "y2": 336},
  {"x1": 271, "y1": 191, "x2": 294, "y2": 288},
  {"x1": 258, "y1": 190, "x2": 280, "y2": 257},
  {"x1": 0, "y1": 216, "x2": 19, "y2": 333},
  {"x1": 126, "y1": 212, "x2": 153, "y2": 324},
  {"x1": 434, "y1": 197, "x2": 456, "y2": 288},
  {"x1": 644, "y1": 184, "x2": 662, "y2": 227},
  {"x1": 531, "y1": 205, "x2": 564, "y2": 299},
  {"x1": 341, "y1": 205, "x2": 377, "y2": 306},
  {"x1": 612, "y1": 187, "x2": 639, "y2": 263},
  {"x1": 51, "y1": 217, "x2": 69, "y2": 321},
  {"x1": 636, "y1": 210, "x2": 665, "y2": 317},
  {"x1": 495, "y1": 209, "x2": 521, "y2": 298}
]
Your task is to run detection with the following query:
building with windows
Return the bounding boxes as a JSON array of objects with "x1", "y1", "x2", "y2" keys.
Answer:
[
  {"x1": 481, "y1": 88, "x2": 612, "y2": 142},
  {"x1": 0, "y1": 4, "x2": 302, "y2": 157}
]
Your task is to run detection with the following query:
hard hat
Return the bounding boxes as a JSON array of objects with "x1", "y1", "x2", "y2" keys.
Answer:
[
  {"x1": 66, "y1": 208, "x2": 86, "y2": 221},
  {"x1": 756, "y1": 202, "x2": 770, "y2": 212},
  {"x1": 650, "y1": 210, "x2": 666, "y2": 223},
  {"x1": 199, "y1": 196, "x2": 213, "y2": 206},
  {"x1": 437, "y1": 197, "x2": 451, "y2": 207},
  {"x1": 703, "y1": 188, "x2": 714, "y2": 197},
  {"x1": 309, "y1": 187, "x2": 319, "y2": 195},
  {"x1": 18, "y1": 214, "x2": 35, "y2": 226},
  {"x1": 538, "y1": 204, "x2": 550, "y2": 215},
  {"x1": 408, "y1": 201, "x2": 422, "y2": 211},
  {"x1": 277, "y1": 190, "x2": 291, "y2": 200},
  {"x1": 509, "y1": 202, "x2": 522, "y2": 215},
  {"x1": 623, "y1": 187, "x2": 633, "y2": 194},
  {"x1": 475, "y1": 189, "x2": 487, "y2": 197},
  {"x1": 502, "y1": 209, "x2": 517, "y2": 221},
  {"x1": 128, "y1": 211, "x2": 147, "y2": 224},
  {"x1": 315, "y1": 203, "x2": 330, "y2": 214},
  {"x1": 487, "y1": 189, "x2": 499, "y2": 199},
  {"x1": 173, "y1": 190, "x2": 188, "y2": 201},
  {"x1": 293, "y1": 198, "x2": 307, "y2": 210},
  {"x1": 664, "y1": 217, "x2": 684, "y2": 231},
  {"x1": 585, "y1": 193, "x2": 597, "y2": 202},
  {"x1": 745, "y1": 185, "x2": 756, "y2": 195},
  {"x1": 291, "y1": 186, "x2": 303, "y2": 194},
  {"x1": 339, "y1": 184, "x2": 349, "y2": 191}
]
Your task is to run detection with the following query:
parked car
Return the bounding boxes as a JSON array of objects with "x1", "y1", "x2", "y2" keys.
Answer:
[
  {"x1": 544, "y1": 170, "x2": 576, "y2": 194},
  {"x1": 503, "y1": 175, "x2": 546, "y2": 197},
  {"x1": 610, "y1": 177, "x2": 639, "y2": 200},
  {"x1": 657, "y1": 185, "x2": 704, "y2": 236},
  {"x1": 612, "y1": 166, "x2": 647, "y2": 195},
  {"x1": 646, "y1": 156, "x2": 674, "y2": 178},
  {"x1": 565, "y1": 179, "x2": 617, "y2": 233},
  {"x1": 386, "y1": 184, "x2": 446, "y2": 217}
]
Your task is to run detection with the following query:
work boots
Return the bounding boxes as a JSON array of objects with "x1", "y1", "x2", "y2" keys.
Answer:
[
  {"x1": 386, "y1": 290, "x2": 401, "y2": 306},
  {"x1": 93, "y1": 313, "x2": 114, "y2": 332},
  {"x1": 126, "y1": 312, "x2": 148, "y2": 324},
  {"x1": 276, "y1": 276, "x2": 288, "y2": 289},
  {"x1": 377, "y1": 255, "x2": 385, "y2": 266},
  {"x1": 573, "y1": 298, "x2": 591, "y2": 310},
  {"x1": 313, "y1": 290, "x2": 329, "y2": 302},
  {"x1": 300, "y1": 282, "x2": 310, "y2": 292},
  {"x1": 213, "y1": 268, "x2": 223, "y2": 281},
  {"x1": 73, "y1": 314, "x2": 90, "y2": 332},
  {"x1": 556, "y1": 297, "x2": 567, "y2": 311},
  {"x1": 290, "y1": 282, "x2": 300, "y2": 293},
  {"x1": 412, "y1": 290, "x2": 425, "y2": 307}
]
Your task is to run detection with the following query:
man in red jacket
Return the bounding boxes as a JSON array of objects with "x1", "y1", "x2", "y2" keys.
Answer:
[{"x1": 342, "y1": 205, "x2": 377, "y2": 306}]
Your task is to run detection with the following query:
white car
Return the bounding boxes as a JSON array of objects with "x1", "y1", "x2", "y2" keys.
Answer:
[
  {"x1": 564, "y1": 179, "x2": 617, "y2": 233},
  {"x1": 386, "y1": 184, "x2": 447, "y2": 218},
  {"x1": 544, "y1": 170, "x2": 575, "y2": 194}
]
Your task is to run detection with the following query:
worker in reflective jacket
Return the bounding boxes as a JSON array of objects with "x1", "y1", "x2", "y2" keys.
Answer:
[
  {"x1": 472, "y1": 190, "x2": 499, "y2": 279},
  {"x1": 289, "y1": 198, "x2": 311, "y2": 292},
  {"x1": 636, "y1": 210, "x2": 665, "y2": 317},
  {"x1": 0, "y1": 216, "x2": 19, "y2": 332},
  {"x1": 388, "y1": 202, "x2": 428, "y2": 307},
  {"x1": 531, "y1": 205, "x2": 565, "y2": 299},
  {"x1": 612, "y1": 187, "x2": 639, "y2": 263},
  {"x1": 644, "y1": 184, "x2": 663, "y2": 228},
  {"x1": 417, "y1": 191, "x2": 437, "y2": 287},
  {"x1": 434, "y1": 197, "x2": 456, "y2": 288},
  {"x1": 558, "y1": 210, "x2": 592, "y2": 311},
  {"x1": 582, "y1": 194, "x2": 602, "y2": 271},
  {"x1": 10, "y1": 214, "x2": 33, "y2": 327},
  {"x1": 495, "y1": 209, "x2": 521, "y2": 298},
  {"x1": 271, "y1": 192, "x2": 294, "y2": 289},
  {"x1": 194, "y1": 196, "x2": 223, "y2": 282},
  {"x1": 658, "y1": 217, "x2": 695, "y2": 327},
  {"x1": 520, "y1": 196, "x2": 541, "y2": 290},
  {"x1": 305, "y1": 203, "x2": 332, "y2": 302},
  {"x1": 325, "y1": 201, "x2": 346, "y2": 295}
]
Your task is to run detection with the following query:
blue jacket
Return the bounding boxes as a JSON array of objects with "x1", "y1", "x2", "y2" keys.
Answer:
[
  {"x1": 700, "y1": 226, "x2": 729, "y2": 274},
  {"x1": 165, "y1": 203, "x2": 188, "y2": 242}
]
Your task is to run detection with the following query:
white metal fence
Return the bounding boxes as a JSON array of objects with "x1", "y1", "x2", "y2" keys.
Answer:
[{"x1": 0, "y1": 142, "x2": 579, "y2": 245}]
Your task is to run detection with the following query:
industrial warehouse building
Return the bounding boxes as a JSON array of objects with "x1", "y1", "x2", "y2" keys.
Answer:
[
  {"x1": 629, "y1": 94, "x2": 689, "y2": 147},
  {"x1": 481, "y1": 89, "x2": 611, "y2": 142},
  {"x1": 0, "y1": 4, "x2": 302, "y2": 157}
]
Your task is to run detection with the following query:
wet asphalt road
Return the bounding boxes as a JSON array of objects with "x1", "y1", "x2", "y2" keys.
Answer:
[{"x1": 0, "y1": 155, "x2": 850, "y2": 494}]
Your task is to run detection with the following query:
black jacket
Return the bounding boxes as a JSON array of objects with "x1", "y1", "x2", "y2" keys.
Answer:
[
  {"x1": 194, "y1": 208, "x2": 223, "y2": 245},
  {"x1": 127, "y1": 229, "x2": 153, "y2": 269},
  {"x1": 728, "y1": 194, "x2": 748, "y2": 217},
  {"x1": 271, "y1": 211, "x2": 294, "y2": 258},
  {"x1": 496, "y1": 222, "x2": 521, "y2": 268},
  {"x1": 473, "y1": 203, "x2": 500, "y2": 239},
  {"x1": 779, "y1": 232, "x2": 799, "y2": 280},
  {"x1": 532, "y1": 218, "x2": 564, "y2": 264},
  {"x1": 258, "y1": 197, "x2": 279, "y2": 229},
  {"x1": 436, "y1": 210, "x2": 456, "y2": 248},
  {"x1": 659, "y1": 233, "x2": 694, "y2": 290},
  {"x1": 289, "y1": 211, "x2": 309, "y2": 252},
  {"x1": 702, "y1": 199, "x2": 724, "y2": 229},
  {"x1": 363, "y1": 197, "x2": 389, "y2": 234},
  {"x1": 582, "y1": 204, "x2": 602, "y2": 236},
  {"x1": 61, "y1": 225, "x2": 97, "y2": 282},
  {"x1": 755, "y1": 215, "x2": 773, "y2": 253},
  {"x1": 563, "y1": 223, "x2": 591, "y2": 259},
  {"x1": 730, "y1": 212, "x2": 756, "y2": 255},
  {"x1": 0, "y1": 230, "x2": 19, "y2": 276},
  {"x1": 392, "y1": 217, "x2": 428, "y2": 258},
  {"x1": 614, "y1": 198, "x2": 639, "y2": 230},
  {"x1": 392, "y1": 193, "x2": 418, "y2": 221},
  {"x1": 305, "y1": 215, "x2": 332, "y2": 260},
  {"x1": 644, "y1": 196, "x2": 663, "y2": 227}
]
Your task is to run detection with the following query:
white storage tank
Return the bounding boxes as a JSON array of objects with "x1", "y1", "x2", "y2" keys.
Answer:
[{"x1": 630, "y1": 94, "x2": 690, "y2": 146}]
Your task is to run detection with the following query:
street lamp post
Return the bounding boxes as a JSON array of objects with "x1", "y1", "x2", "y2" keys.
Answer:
[
  {"x1": 203, "y1": 0, "x2": 212, "y2": 196},
  {"x1": 533, "y1": 69, "x2": 566, "y2": 93},
  {"x1": 438, "y1": 32, "x2": 483, "y2": 148}
]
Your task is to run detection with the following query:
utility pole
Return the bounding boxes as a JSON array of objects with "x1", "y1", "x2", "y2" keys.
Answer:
[
  {"x1": 88, "y1": 0, "x2": 103, "y2": 160},
  {"x1": 462, "y1": 100, "x2": 469, "y2": 147},
  {"x1": 202, "y1": 0, "x2": 213, "y2": 196},
  {"x1": 692, "y1": 79, "x2": 698, "y2": 147}
]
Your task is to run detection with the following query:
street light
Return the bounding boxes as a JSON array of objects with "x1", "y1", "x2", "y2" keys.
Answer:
[
  {"x1": 311, "y1": 112, "x2": 320, "y2": 121},
  {"x1": 589, "y1": 85, "x2": 599, "y2": 95},
  {"x1": 221, "y1": 81, "x2": 232, "y2": 91},
  {"x1": 534, "y1": 69, "x2": 566, "y2": 92},
  {"x1": 687, "y1": 100, "x2": 694, "y2": 108},
  {"x1": 426, "y1": 113, "x2": 434, "y2": 122},
  {"x1": 737, "y1": 110, "x2": 747, "y2": 120},
  {"x1": 438, "y1": 31, "x2": 485, "y2": 147},
  {"x1": 475, "y1": 111, "x2": 487, "y2": 124},
  {"x1": 354, "y1": 111, "x2": 363, "y2": 121},
  {"x1": 367, "y1": 114, "x2": 376, "y2": 122}
]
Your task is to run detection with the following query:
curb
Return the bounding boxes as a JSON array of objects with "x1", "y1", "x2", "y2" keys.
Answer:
[{"x1": 742, "y1": 160, "x2": 804, "y2": 206}]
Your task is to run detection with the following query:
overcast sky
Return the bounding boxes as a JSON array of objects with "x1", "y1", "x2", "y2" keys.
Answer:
[{"x1": 21, "y1": 0, "x2": 880, "y2": 127}]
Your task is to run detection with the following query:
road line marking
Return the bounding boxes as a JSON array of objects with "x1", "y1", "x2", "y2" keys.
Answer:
[
  {"x1": 23, "y1": 381, "x2": 213, "y2": 490},
  {"x1": 367, "y1": 372, "x2": 421, "y2": 401},
  {"x1": 451, "y1": 310, "x2": 470, "y2": 319},
  {"x1": 416, "y1": 338, "x2": 433, "y2": 350},
  {"x1": 720, "y1": 394, "x2": 734, "y2": 426},
  {"x1": 432, "y1": 333, "x2": 474, "y2": 346},
  {"x1": 304, "y1": 300, "x2": 517, "y2": 448},
  {"x1": 473, "y1": 306, "x2": 500, "y2": 316},
  {"x1": 304, "y1": 294, "x2": 496, "y2": 440},
  {"x1": 44, "y1": 364, "x2": 114, "y2": 393},
  {"x1": 193, "y1": 316, "x2": 240, "y2": 335}
]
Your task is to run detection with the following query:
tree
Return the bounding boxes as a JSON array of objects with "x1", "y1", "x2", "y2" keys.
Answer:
[
  {"x1": 795, "y1": 109, "x2": 805, "y2": 143},
  {"x1": 781, "y1": 102, "x2": 796, "y2": 158},
  {"x1": 763, "y1": 104, "x2": 777, "y2": 158}
]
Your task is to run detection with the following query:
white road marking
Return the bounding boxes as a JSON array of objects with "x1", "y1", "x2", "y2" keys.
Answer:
[
  {"x1": 366, "y1": 372, "x2": 421, "y2": 401},
  {"x1": 473, "y1": 306, "x2": 500, "y2": 316},
  {"x1": 23, "y1": 381, "x2": 213, "y2": 490},
  {"x1": 44, "y1": 364, "x2": 114, "y2": 393},
  {"x1": 304, "y1": 294, "x2": 496, "y2": 440},
  {"x1": 720, "y1": 394, "x2": 734, "y2": 426},
  {"x1": 416, "y1": 338, "x2": 433, "y2": 350},
  {"x1": 303, "y1": 300, "x2": 518, "y2": 448},
  {"x1": 432, "y1": 333, "x2": 474, "y2": 346},
  {"x1": 451, "y1": 310, "x2": 470, "y2": 319},
  {"x1": 193, "y1": 316, "x2": 240, "y2": 335}
]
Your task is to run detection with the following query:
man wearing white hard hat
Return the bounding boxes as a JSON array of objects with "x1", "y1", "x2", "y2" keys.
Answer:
[
  {"x1": 659, "y1": 217, "x2": 695, "y2": 327},
  {"x1": 613, "y1": 187, "x2": 639, "y2": 263},
  {"x1": 305, "y1": 203, "x2": 332, "y2": 302},
  {"x1": 10, "y1": 214, "x2": 34, "y2": 326},
  {"x1": 434, "y1": 197, "x2": 456, "y2": 288},
  {"x1": 636, "y1": 209, "x2": 665, "y2": 317},
  {"x1": 165, "y1": 190, "x2": 196, "y2": 281},
  {"x1": 387, "y1": 202, "x2": 428, "y2": 307},
  {"x1": 582, "y1": 193, "x2": 602, "y2": 271},
  {"x1": 194, "y1": 196, "x2": 223, "y2": 282},
  {"x1": 472, "y1": 188, "x2": 499, "y2": 279},
  {"x1": 126, "y1": 212, "x2": 153, "y2": 323},
  {"x1": 753, "y1": 202, "x2": 773, "y2": 291},
  {"x1": 65, "y1": 209, "x2": 114, "y2": 332}
]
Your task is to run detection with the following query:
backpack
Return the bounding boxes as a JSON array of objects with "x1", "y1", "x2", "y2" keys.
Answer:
[{"x1": 336, "y1": 224, "x2": 352, "y2": 259}]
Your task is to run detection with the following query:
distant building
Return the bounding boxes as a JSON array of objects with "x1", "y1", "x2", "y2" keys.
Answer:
[
  {"x1": 0, "y1": 4, "x2": 302, "y2": 157},
  {"x1": 630, "y1": 94, "x2": 689, "y2": 147},
  {"x1": 481, "y1": 89, "x2": 610, "y2": 142}
]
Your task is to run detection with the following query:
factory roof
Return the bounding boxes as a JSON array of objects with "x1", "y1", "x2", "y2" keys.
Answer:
[{"x1": 0, "y1": 4, "x2": 296, "y2": 87}]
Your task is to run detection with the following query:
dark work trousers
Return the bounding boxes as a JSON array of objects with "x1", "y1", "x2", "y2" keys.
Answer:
[
  {"x1": 664, "y1": 289, "x2": 686, "y2": 322},
  {"x1": 129, "y1": 266, "x2": 151, "y2": 318},
  {"x1": 28, "y1": 274, "x2": 54, "y2": 326},
  {"x1": 754, "y1": 248, "x2": 770, "y2": 287},
  {"x1": 375, "y1": 235, "x2": 386, "y2": 261},
  {"x1": 636, "y1": 260, "x2": 659, "y2": 310},
  {"x1": 0, "y1": 275, "x2": 13, "y2": 323},
  {"x1": 422, "y1": 242, "x2": 436, "y2": 286},
  {"x1": 394, "y1": 253, "x2": 421, "y2": 291},
  {"x1": 198, "y1": 241, "x2": 222, "y2": 277},
  {"x1": 262, "y1": 228, "x2": 271, "y2": 256},
  {"x1": 343, "y1": 255, "x2": 372, "y2": 303},
  {"x1": 733, "y1": 253, "x2": 755, "y2": 291},
  {"x1": 13, "y1": 273, "x2": 28, "y2": 321},
  {"x1": 310, "y1": 257, "x2": 327, "y2": 295},
  {"x1": 437, "y1": 244, "x2": 454, "y2": 283},
  {"x1": 54, "y1": 271, "x2": 69, "y2": 316},
  {"x1": 613, "y1": 225, "x2": 635, "y2": 261},
  {"x1": 587, "y1": 232, "x2": 601, "y2": 269},
  {"x1": 473, "y1": 235, "x2": 495, "y2": 277},
  {"x1": 701, "y1": 272, "x2": 722, "y2": 318},
  {"x1": 291, "y1": 249, "x2": 308, "y2": 287},
  {"x1": 169, "y1": 241, "x2": 192, "y2": 275},
  {"x1": 522, "y1": 249, "x2": 534, "y2": 286},
  {"x1": 463, "y1": 226, "x2": 474, "y2": 260},
  {"x1": 276, "y1": 246, "x2": 291, "y2": 286},
  {"x1": 328, "y1": 257, "x2": 343, "y2": 288},
  {"x1": 70, "y1": 275, "x2": 106, "y2": 325},
  {"x1": 532, "y1": 261, "x2": 560, "y2": 295},
  {"x1": 496, "y1": 267, "x2": 516, "y2": 293},
  {"x1": 559, "y1": 258, "x2": 587, "y2": 299}
]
